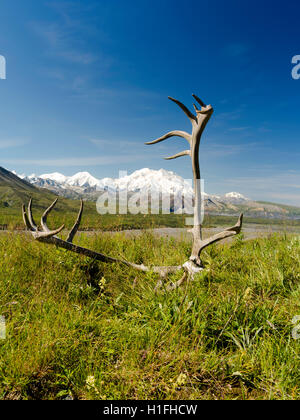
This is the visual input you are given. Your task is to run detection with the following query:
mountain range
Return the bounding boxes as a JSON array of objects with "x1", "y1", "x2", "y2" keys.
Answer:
[
  {"x1": 17, "y1": 168, "x2": 248, "y2": 203},
  {"x1": 13, "y1": 167, "x2": 300, "y2": 219}
]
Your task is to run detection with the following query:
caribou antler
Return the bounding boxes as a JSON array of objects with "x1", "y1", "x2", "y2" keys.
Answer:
[
  {"x1": 146, "y1": 94, "x2": 243, "y2": 271},
  {"x1": 22, "y1": 198, "x2": 182, "y2": 278},
  {"x1": 145, "y1": 95, "x2": 215, "y2": 237}
]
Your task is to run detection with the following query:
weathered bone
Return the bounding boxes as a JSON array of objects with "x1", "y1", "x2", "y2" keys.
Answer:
[
  {"x1": 145, "y1": 130, "x2": 191, "y2": 145},
  {"x1": 168, "y1": 96, "x2": 197, "y2": 123},
  {"x1": 165, "y1": 150, "x2": 191, "y2": 160},
  {"x1": 192, "y1": 94, "x2": 206, "y2": 108},
  {"x1": 28, "y1": 198, "x2": 38, "y2": 230},
  {"x1": 66, "y1": 199, "x2": 83, "y2": 243}
]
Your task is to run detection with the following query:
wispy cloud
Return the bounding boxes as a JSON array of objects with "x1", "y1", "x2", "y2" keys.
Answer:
[
  {"x1": 30, "y1": 1, "x2": 112, "y2": 88},
  {"x1": 258, "y1": 127, "x2": 273, "y2": 133},
  {"x1": 89, "y1": 138, "x2": 144, "y2": 149},
  {"x1": 30, "y1": 3, "x2": 164, "y2": 107},
  {"x1": 0, "y1": 139, "x2": 29, "y2": 149},
  {"x1": 31, "y1": 21, "x2": 97, "y2": 65},
  {"x1": 202, "y1": 142, "x2": 260, "y2": 158},
  {"x1": 225, "y1": 172, "x2": 300, "y2": 190},
  {"x1": 228, "y1": 126, "x2": 251, "y2": 132},
  {"x1": 1, "y1": 154, "x2": 155, "y2": 167},
  {"x1": 213, "y1": 105, "x2": 246, "y2": 126},
  {"x1": 216, "y1": 109, "x2": 243, "y2": 121},
  {"x1": 223, "y1": 43, "x2": 250, "y2": 57},
  {"x1": 222, "y1": 171, "x2": 300, "y2": 206}
]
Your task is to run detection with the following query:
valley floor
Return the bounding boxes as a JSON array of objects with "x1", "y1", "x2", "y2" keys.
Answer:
[
  {"x1": 2, "y1": 222, "x2": 300, "y2": 243},
  {"x1": 103, "y1": 223, "x2": 300, "y2": 241}
]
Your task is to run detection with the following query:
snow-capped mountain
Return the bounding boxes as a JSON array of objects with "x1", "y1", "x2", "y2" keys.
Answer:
[
  {"x1": 18, "y1": 168, "x2": 250, "y2": 204},
  {"x1": 21, "y1": 168, "x2": 195, "y2": 195},
  {"x1": 115, "y1": 168, "x2": 195, "y2": 196},
  {"x1": 40, "y1": 172, "x2": 68, "y2": 185},
  {"x1": 13, "y1": 168, "x2": 297, "y2": 218},
  {"x1": 222, "y1": 192, "x2": 250, "y2": 204}
]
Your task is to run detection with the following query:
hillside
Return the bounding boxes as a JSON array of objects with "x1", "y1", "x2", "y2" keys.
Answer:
[
  {"x1": 0, "y1": 166, "x2": 60, "y2": 209},
  {"x1": 257, "y1": 201, "x2": 300, "y2": 218},
  {"x1": 0, "y1": 166, "x2": 95, "y2": 229}
]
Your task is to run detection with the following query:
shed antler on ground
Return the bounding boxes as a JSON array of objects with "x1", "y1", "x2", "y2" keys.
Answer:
[{"x1": 22, "y1": 94, "x2": 243, "y2": 287}]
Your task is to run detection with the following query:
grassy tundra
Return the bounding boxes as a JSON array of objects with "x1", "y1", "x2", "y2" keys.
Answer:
[
  {"x1": 1, "y1": 204, "x2": 300, "y2": 232},
  {"x1": 0, "y1": 230, "x2": 299, "y2": 400}
]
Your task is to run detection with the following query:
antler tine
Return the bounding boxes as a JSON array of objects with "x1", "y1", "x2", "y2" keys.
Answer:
[
  {"x1": 164, "y1": 150, "x2": 191, "y2": 160},
  {"x1": 196, "y1": 213, "x2": 244, "y2": 255},
  {"x1": 168, "y1": 96, "x2": 197, "y2": 123},
  {"x1": 145, "y1": 130, "x2": 191, "y2": 145},
  {"x1": 41, "y1": 198, "x2": 58, "y2": 232},
  {"x1": 28, "y1": 198, "x2": 38, "y2": 231},
  {"x1": 22, "y1": 200, "x2": 65, "y2": 238},
  {"x1": 221, "y1": 213, "x2": 243, "y2": 234},
  {"x1": 230, "y1": 213, "x2": 243, "y2": 233},
  {"x1": 192, "y1": 94, "x2": 206, "y2": 108},
  {"x1": 193, "y1": 103, "x2": 199, "y2": 112},
  {"x1": 33, "y1": 225, "x2": 65, "y2": 240},
  {"x1": 22, "y1": 204, "x2": 35, "y2": 232},
  {"x1": 40, "y1": 198, "x2": 64, "y2": 237},
  {"x1": 66, "y1": 200, "x2": 84, "y2": 243}
]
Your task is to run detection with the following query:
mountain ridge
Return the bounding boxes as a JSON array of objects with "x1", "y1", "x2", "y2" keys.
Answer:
[
  {"x1": 19, "y1": 168, "x2": 249, "y2": 201},
  {"x1": 0, "y1": 166, "x2": 84, "y2": 214},
  {"x1": 14, "y1": 167, "x2": 300, "y2": 220}
]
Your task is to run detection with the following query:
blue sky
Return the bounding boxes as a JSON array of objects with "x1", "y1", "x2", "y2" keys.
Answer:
[{"x1": 0, "y1": 0, "x2": 299, "y2": 205}]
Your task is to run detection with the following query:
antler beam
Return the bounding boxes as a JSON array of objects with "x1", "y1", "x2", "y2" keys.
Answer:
[
  {"x1": 22, "y1": 199, "x2": 182, "y2": 278},
  {"x1": 146, "y1": 94, "x2": 243, "y2": 272}
]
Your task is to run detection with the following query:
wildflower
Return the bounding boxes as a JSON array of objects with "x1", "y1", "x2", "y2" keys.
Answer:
[
  {"x1": 243, "y1": 287, "x2": 252, "y2": 301},
  {"x1": 99, "y1": 277, "x2": 106, "y2": 291},
  {"x1": 86, "y1": 375, "x2": 96, "y2": 390},
  {"x1": 176, "y1": 373, "x2": 188, "y2": 386}
]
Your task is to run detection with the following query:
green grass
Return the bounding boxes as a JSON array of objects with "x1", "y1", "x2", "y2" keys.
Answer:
[{"x1": 0, "y1": 231, "x2": 299, "y2": 400}]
